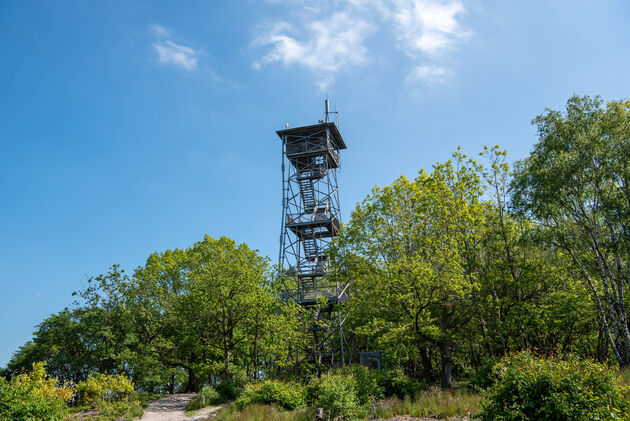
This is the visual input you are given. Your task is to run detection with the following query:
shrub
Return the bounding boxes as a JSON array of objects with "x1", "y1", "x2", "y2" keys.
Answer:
[
  {"x1": 338, "y1": 365, "x2": 384, "y2": 405},
  {"x1": 216, "y1": 380, "x2": 241, "y2": 401},
  {"x1": 186, "y1": 385, "x2": 222, "y2": 411},
  {"x1": 95, "y1": 400, "x2": 144, "y2": 420},
  {"x1": 377, "y1": 368, "x2": 422, "y2": 398},
  {"x1": 0, "y1": 362, "x2": 73, "y2": 421},
  {"x1": 481, "y1": 351, "x2": 629, "y2": 420},
  {"x1": 311, "y1": 372, "x2": 359, "y2": 420},
  {"x1": 75, "y1": 373, "x2": 136, "y2": 407},
  {"x1": 236, "y1": 380, "x2": 307, "y2": 411},
  {"x1": 467, "y1": 356, "x2": 500, "y2": 392}
]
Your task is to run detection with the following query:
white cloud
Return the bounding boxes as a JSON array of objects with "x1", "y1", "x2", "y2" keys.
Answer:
[
  {"x1": 406, "y1": 64, "x2": 452, "y2": 84},
  {"x1": 253, "y1": 0, "x2": 469, "y2": 87},
  {"x1": 253, "y1": 11, "x2": 372, "y2": 89},
  {"x1": 150, "y1": 24, "x2": 171, "y2": 38},
  {"x1": 386, "y1": 0, "x2": 468, "y2": 56},
  {"x1": 154, "y1": 40, "x2": 200, "y2": 71}
]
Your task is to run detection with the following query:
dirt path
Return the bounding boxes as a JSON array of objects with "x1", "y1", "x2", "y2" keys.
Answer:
[{"x1": 140, "y1": 394, "x2": 224, "y2": 421}]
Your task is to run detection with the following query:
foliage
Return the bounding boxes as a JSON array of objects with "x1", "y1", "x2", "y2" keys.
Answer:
[
  {"x1": 94, "y1": 400, "x2": 144, "y2": 420},
  {"x1": 467, "y1": 356, "x2": 500, "y2": 392},
  {"x1": 187, "y1": 385, "x2": 222, "y2": 410},
  {"x1": 481, "y1": 351, "x2": 629, "y2": 420},
  {"x1": 75, "y1": 373, "x2": 136, "y2": 407},
  {"x1": 337, "y1": 365, "x2": 384, "y2": 404},
  {"x1": 8, "y1": 235, "x2": 302, "y2": 394},
  {"x1": 236, "y1": 380, "x2": 306, "y2": 410},
  {"x1": 377, "y1": 368, "x2": 422, "y2": 398},
  {"x1": 216, "y1": 380, "x2": 243, "y2": 401},
  {"x1": 512, "y1": 95, "x2": 630, "y2": 366},
  {"x1": 0, "y1": 362, "x2": 72, "y2": 421},
  {"x1": 336, "y1": 151, "x2": 486, "y2": 388},
  {"x1": 310, "y1": 372, "x2": 360, "y2": 420}
]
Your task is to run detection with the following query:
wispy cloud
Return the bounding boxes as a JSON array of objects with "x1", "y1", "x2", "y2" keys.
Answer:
[
  {"x1": 150, "y1": 24, "x2": 171, "y2": 38},
  {"x1": 154, "y1": 40, "x2": 201, "y2": 71},
  {"x1": 253, "y1": 0, "x2": 469, "y2": 88},
  {"x1": 406, "y1": 64, "x2": 452, "y2": 84},
  {"x1": 253, "y1": 12, "x2": 371, "y2": 89},
  {"x1": 150, "y1": 24, "x2": 202, "y2": 71}
]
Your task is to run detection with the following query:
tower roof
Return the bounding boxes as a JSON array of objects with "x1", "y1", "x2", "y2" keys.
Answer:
[{"x1": 276, "y1": 122, "x2": 347, "y2": 150}]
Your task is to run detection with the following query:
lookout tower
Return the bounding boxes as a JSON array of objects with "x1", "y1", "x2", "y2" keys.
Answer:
[{"x1": 277, "y1": 100, "x2": 348, "y2": 367}]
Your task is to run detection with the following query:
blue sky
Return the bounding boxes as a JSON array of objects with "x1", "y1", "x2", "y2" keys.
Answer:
[{"x1": 1, "y1": 0, "x2": 629, "y2": 367}]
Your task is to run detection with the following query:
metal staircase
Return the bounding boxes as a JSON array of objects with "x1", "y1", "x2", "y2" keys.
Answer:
[
  {"x1": 276, "y1": 101, "x2": 349, "y2": 370},
  {"x1": 299, "y1": 178, "x2": 317, "y2": 212}
]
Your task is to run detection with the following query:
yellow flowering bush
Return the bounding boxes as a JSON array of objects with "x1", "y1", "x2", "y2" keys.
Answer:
[
  {"x1": 14, "y1": 361, "x2": 75, "y2": 402},
  {"x1": 0, "y1": 362, "x2": 74, "y2": 421},
  {"x1": 75, "y1": 373, "x2": 136, "y2": 407}
]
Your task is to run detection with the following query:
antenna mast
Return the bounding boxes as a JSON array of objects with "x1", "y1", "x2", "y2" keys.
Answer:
[{"x1": 324, "y1": 98, "x2": 338, "y2": 124}]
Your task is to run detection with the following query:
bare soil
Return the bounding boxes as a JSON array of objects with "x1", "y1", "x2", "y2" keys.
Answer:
[{"x1": 140, "y1": 394, "x2": 224, "y2": 421}]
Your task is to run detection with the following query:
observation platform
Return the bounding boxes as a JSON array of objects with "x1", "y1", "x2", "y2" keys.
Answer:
[
  {"x1": 281, "y1": 284, "x2": 349, "y2": 307},
  {"x1": 276, "y1": 122, "x2": 347, "y2": 150},
  {"x1": 277, "y1": 123, "x2": 346, "y2": 170},
  {"x1": 286, "y1": 213, "x2": 340, "y2": 238}
]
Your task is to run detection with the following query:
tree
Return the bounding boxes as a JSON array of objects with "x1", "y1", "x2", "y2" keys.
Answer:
[
  {"x1": 180, "y1": 236, "x2": 271, "y2": 382},
  {"x1": 512, "y1": 95, "x2": 630, "y2": 366},
  {"x1": 473, "y1": 147, "x2": 598, "y2": 363},
  {"x1": 7, "y1": 235, "x2": 300, "y2": 393},
  {"x1": 337, "y1": 151, "x2": 485, "y2": 388}
]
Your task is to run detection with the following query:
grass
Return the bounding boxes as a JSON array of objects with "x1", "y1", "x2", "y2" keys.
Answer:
[
  {"x1": 215, "y1": 403, "x2": 316, "y2": 421},
  {"x1": 371, "y1": 387, "x2": 482, "y2": 419},
  {"x1": 66, "y1": 401, "x2": 144, "y2": 420},
  {"x1": 213, "y1": 387, "x2": 481, "y2": 420},
  {"x1": 138, "y1": 392, "x2": 163, "y2": 408}
]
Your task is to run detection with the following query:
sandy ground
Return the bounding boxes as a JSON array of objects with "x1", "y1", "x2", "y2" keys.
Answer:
[{"x1": 139, "y1": 394, "x2": 224, "y2": 421}]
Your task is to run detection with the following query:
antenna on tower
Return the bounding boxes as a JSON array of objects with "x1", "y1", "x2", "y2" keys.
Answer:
[{"x1": 324, "y1": 96, "x2": 338, "y2": 124}]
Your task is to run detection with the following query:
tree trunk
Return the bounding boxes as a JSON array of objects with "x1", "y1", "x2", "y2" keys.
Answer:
[
  {"x1": 440, "y1": 340, "x2": 452, "y2": 390},
  {"x1": 224, "y1": 348, "x2": 231, "y2": 382},
  {"x1": 419, "y1": 346, "x2": 432, "y2": 383},
  {"x1": 253, "y1": 326, "x2": 259, "y2": 380},
  {"x1": 186, "y1": 367, "x2": 198, "y2": 392}
]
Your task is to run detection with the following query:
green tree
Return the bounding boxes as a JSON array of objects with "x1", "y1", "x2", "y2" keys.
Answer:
[
  {"x1": 337, "y1": 151, "x2": 485, "y2": 388},
  {"x1": 472, "y1": 147, "x2": 599, "y2": 362},
  {"x1": 8, "y1": 235, "x2": 299, "y2": 393},
  {"x1": 512, "y1": 95, "x2": 630, "y2": 366}
]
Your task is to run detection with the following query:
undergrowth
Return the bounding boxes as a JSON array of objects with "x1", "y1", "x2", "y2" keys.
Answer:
[
  {"x1": 372, "y1": 387, "x2": 482, "y2": 419},
  {"x1": 215, "y1": 403, "x2": 316, "y2": 421}
]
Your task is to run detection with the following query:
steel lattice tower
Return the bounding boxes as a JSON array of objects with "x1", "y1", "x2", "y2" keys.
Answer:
[{"x1": 277, "y1": 100, "x2": 348, "y2": 369}]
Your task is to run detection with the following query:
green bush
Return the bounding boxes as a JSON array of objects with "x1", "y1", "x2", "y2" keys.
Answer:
[
  {"x1": 75, "y1": 373, "x2": 136, "y2": 407},
  {"x1": 467, "y1": 356, "x2": 500, "y2": 392},
  {"x1": 337, "y1": 365, "x2": 384, "y2": 404},
  {"x1": 377, "y1": 368, "x2": 422, "y2": 398},
  {"x1": 311, "y1": 372, "x2": 360, "y2": 420},
  {"x1": 217, "y1": 380, "x2": 241, "y2": 401},
  {"x1": 236, "y1": 380, "x2": 306, "y2": 410},
  {"x1": 481, "y1": 351, "x2": 629, "y2": 420},
  {"x1": 186, "y1": 385, "x2": 222, "y2": 410},
  {"x1": 95, "y1": 400, "x2": 143, "y2": 420},
  {"x1": 0, "y1": 362, "x2": 74, "y2": 421},
  {"x1": 0, "y1": 376, "x2": 69, "y2": 421}
]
